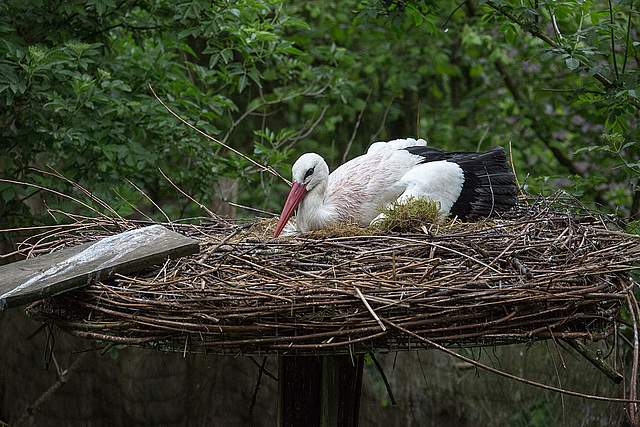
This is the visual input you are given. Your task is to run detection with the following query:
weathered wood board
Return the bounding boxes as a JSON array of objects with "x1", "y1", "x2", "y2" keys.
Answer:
[{"x1": 0, "y1": 225, "x2": 199, "y2": 310}]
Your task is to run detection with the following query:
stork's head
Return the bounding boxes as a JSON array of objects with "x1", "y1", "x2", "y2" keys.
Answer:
[{"x1": 273, "y1": 153, "x2": 329, "y2": 238}]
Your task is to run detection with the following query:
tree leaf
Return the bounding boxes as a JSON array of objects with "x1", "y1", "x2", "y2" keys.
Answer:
[
  {"x1": 238, "y1": 74, "x2": 248, "y2": 93},
  {"x1": 540, "y1": 51, "x2": 553, "y2": 61},
  {"x1": 566, "y1": 57, "x2": 580, "y2": 70}
]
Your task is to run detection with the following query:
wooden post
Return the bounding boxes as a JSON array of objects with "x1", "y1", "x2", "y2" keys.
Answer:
[
  {"x1": 277, "y1": 355, "x2": 364, "y2": 427},
  {"x1": 321, "y1": 354, "x2": 364, "y2": 427},
  {"x1": 278, "y1": 356, "x2": 322, "y2": 427}
]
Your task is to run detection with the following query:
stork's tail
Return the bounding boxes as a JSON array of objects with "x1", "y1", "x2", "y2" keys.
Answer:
[{"x1": 449, "y1": 147, "x2": 518, "y2": 221}]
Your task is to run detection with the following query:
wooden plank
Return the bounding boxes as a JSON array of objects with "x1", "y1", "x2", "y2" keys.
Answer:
[{"x1": 0, "y1": 225, "x2": 199, "y2": 310}]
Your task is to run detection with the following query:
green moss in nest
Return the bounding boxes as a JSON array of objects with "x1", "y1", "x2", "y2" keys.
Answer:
[{"x1": 369, "y1": 197, "x2": 446, "y2": 233}]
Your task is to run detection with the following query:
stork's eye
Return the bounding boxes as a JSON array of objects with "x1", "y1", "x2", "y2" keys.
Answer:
[{"x1": 304, "y1": 167, "x2": 315, "y2": 181}]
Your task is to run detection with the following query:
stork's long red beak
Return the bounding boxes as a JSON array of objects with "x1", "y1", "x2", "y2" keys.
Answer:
[{"x1": 273, "y1": 182, "x2": 307, "y2": 238}]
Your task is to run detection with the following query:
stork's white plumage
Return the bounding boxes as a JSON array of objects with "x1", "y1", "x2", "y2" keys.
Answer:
[{"x1": 273, "y1": 138, "x2": 518, "y2": 238}]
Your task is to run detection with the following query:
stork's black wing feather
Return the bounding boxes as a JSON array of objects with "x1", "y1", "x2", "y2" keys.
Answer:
[{"x1": 404, "y1": 146, "x2": 519, "y2": 220}]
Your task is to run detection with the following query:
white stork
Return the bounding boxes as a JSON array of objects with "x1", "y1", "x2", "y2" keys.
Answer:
[{"x1": 272, "y1": 138, "x2": 518, "y2": 237}]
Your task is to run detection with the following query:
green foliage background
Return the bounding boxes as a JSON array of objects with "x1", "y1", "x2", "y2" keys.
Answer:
[
  {"x1": 0, "y1": 0, "x2": 639, "y2": 424},
  {"x1": 1, "y1": 0, "x2": 638, "y2": 227}
]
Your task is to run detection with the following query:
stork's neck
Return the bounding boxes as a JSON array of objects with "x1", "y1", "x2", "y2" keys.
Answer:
[{"x1": 297, "y1": 180, "x2": 335, "y2": 232}]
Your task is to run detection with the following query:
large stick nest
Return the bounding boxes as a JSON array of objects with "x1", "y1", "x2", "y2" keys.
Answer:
[{"x1": 26, "y1": 194, "x2": 639, "y2": 356}]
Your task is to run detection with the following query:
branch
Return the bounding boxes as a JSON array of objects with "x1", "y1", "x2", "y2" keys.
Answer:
[
  {"x1": 222, "y1": 82, "x2": 331, "y2": 145},
  {"x1": 157, "y1": 167, "x2": 218, "y2": 218},
  {"x1": 14, "y1": 353, "x2": 87, "y2": 427},
  {"x1": 385, "y1": 319, "x2": 640, "y2": 404},
  {"x1": 279, "y1": 104, "x2": 330, "y2": 152},
  {"x1": 149, "y1": 84, "x2": 291, "y2": 186},
  {"x1": 486, "y1": 1, "x2": 614, "y2": 88},
  {"x1": 631, "y1": 186, "x2": 640, "y2": 219},
  {"x1": 494, "y1": 59, "x2": 582, "y2": 177},
  {"x1": 495, "y1": 58, "x2": 611, "y2": 208},
  {"x1": 368, "y1": 352, "x2": 397, "y2": 405},
  {"x1": 609, "y1": 0, "x2": 620, "y2": 81},
  {"x1": 627, "y1": 291, "x2": 640, "y2": 425},
  {"x1": 342, "y1": 90, "x2": 371, "y2": 163},
  {"x1": 563, "y1": 338, "x2": 623, "y2": 384},
  {"x1": 442, "y1": 0, "x2": 469, "y2": 28},
  {"x1": 370, "y1": 97, "x2": 395, "y2": 143},
  {"x1": 621, "y1": 0, "x2": 634, "y2": 75}
]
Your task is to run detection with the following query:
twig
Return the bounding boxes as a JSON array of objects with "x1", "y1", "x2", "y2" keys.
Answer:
[
  {"x1": 222, "y1": 82, "x2": 331, "y2": 146},
  {"x1": 249, "y1": 356, "x2": 269, "y2": 414},
  {"x1": 354, "y1": 286, "x2": 386, "y2": 331},
  {"x1": 545, "y1": 339, "x2": 566, "y2": 425},
  {"x1": 368, "y1": 352, "x2": 397, "y2": 405},
  {"x1": 370, "y1": 97, "x2": 395, "y2": 142},
  {"x1": 148, "y1": 84, "x2": 291, "y2": 186},
  {"x1": 476, "y1": 125, "x2": 490, "y2": 152},
  {"x1": 384, "y1": 319, "x2": 640, "y2": 404},
  {"x1": 14, "y1": 353, "x2": 87, "y2": 427},
  {"x1": 125, "y1": 178, "x2": 172, "y2": 224},
  {"x1": 621, "y1": 0, "x2": 633, "y2": 75},
  {"x1": 609, "y1": 0, "x2": 620, "y2": 81},
  {"x1": 342, "y1": 90, "x2": 371, "y2": 163},
  {"x1": 628, "y1": 291, "x2": 640, "y2": 425},
  {"x1": 442, "y1": 0, "x2": 469, "y2": 28},
  {"x1": 43, "y1": 166, "x2": 124, "y2": 221},
  {"x1": 486, "y1": 1, "x2": 614, "y2": 88},
  {"x1": 509, "y1": 141, "x2": 527, "y2": 202},
  {"x1": 248, "y1": 356, "x2": 277, "y2": 381},
  {"x1": 0, "y1": 177, "x2": 109, "y2": 221},
  {"x1": 279, "y1": 104, "x2": 330, "y2": 152},
  {"x1": 563, "y1": 338, "x2": 623, "y2": 384},
  {"x1": 417, "y1": 99, "x2": 421, "y2": 139},
  {"x1": 228, "y1": 202, "x2": 275, "y2": 216},
  {"x1": 158, "y1": 167, "x2": 218, "y2": 218},
  {"x1": 548, "y1": 5, "x2": 563, "y2": 41},
  {"x1": 111, "y1": 187, "x2": 154, "y2": 221}
]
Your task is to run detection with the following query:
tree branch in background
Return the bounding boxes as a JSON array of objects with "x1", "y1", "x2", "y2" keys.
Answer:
[
  {"x1": 279, "y1": 104, "x2": 330, "y2": 152},
  {"x1": 486, "y1": 1, "x2": 614, "y2": 89},
  {"x1": 608, "y1": 0, "x2": 620, "y2": 81},
  {"x1": 493, "y1": 59, "x2": 582, "y2": 178},
  {"x1": 370, "y1": 97, "x2": 395, "y2": 143},
  {"x1": 222, "y1": 81, "x2": 332, "y2": 145},
  {"x1": 632, "y1": 187, "x2": 640, "y2": 219},
  {"x1": 464, "y1": 1, "x2": 596, "y2": 183},
  {"x1": 342, "y1": 90, "x2": 371, "y2": 163},
  {"x1": 149, "y1": 84, "x2": 291, "y2": 186},
  {"x1": 493, "y1": 58, "x2": 613, "y2": 208},
  {"x1": 14, "y1": 353, "x2": 87, "y2": 427}
]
